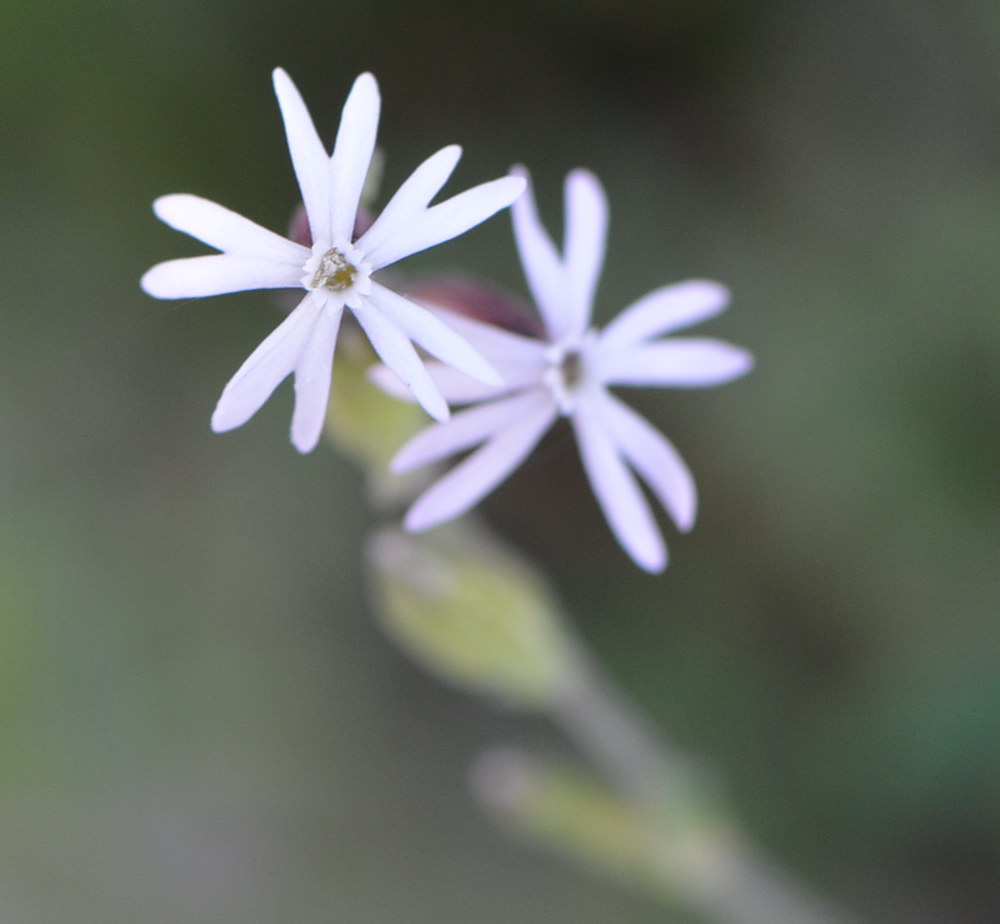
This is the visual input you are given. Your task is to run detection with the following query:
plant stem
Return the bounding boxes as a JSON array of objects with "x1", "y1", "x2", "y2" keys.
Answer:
[
  {"x1": 552, "y1": 642, "x2": 693, "y2": 806},
  {"x1": 550, "y1": 642, "x2": 861, "y2": 924}
]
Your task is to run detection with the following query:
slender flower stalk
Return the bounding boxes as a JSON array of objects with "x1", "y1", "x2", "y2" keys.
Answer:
[
  {"x1": 382, "y1": 168, "x2": 752, "y2": 571},
  {"x1": 142, "y1": 69, "x2": 525, "y2": 452}
]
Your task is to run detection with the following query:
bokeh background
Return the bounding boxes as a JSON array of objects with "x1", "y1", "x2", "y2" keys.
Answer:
[{"x1": 2, "y1": 1, "x2": 999, "y2": 921}]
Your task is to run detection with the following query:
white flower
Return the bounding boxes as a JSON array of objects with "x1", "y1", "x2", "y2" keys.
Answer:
[
  {"x1": 141, "y1": 69, "x2": 524, "y2": 452},
  {"x1": 385, "y1": 168, "x2": 753, "y2": 572}
]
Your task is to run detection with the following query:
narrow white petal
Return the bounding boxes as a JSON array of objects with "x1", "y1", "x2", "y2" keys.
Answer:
[
  {"x1": 404, "y1": 395, "x2": 556, "y2": 531},
  {"x1": 273, "y1": 68, "x2": 332, "y2": 245},
  {"x1": 572, "y1": 401, "x2": 666, "y2": 572},
  {"x1": 599, "y1": 280, "x2": 731, "y2": 351},
  {"x1": 366, "y1": 284, "x2": 501, "y2": 386},
  {"x1": 211, "y1": 294, "x2": 324, "y2": 434},
  {"x1": 427, "y1": 307, "x2": 548, "y2": 370},
  {"x1": 392, "y1": 389, "x2": 551, "y2": 472},
  {"x1": 596, "y1": 392, "x2": 696, "y2": 532},
  {"x1": 510, "y1": 166, "x2": 568, "y2": 339},
  {"x1": 363, "y1": 175, "x2": 526, "y2": 269},
  {"x1": 365, "y1": 364, "x2": 414, "y2": 402},
  {"x1": 152, "y1": 194, "x2": 308, "y2": 263},
  {"x1": 356, "y1": 145, "x2": 461, "y2": 261},
  {"x1": 353, "y1": 300, "x2": 448, "y2": 421},
  {"x1": 368, "y1": 361, "x2": 518, "y2": 407},
  {"x1": 329, "y1": 72, "x2": 380, "y2": 244},
  {"x1": 387, "y1": 306, "x2": 547, "y2": 398},
  {"x1": 601, "y1": 339, "x2": 754, "y2": 388},
  {"x1": 141, "y1": 255, "x2": 301, "y2": 299},
  {"x1": 418, "y1": 364, "x2": 530, "y2": 403},
  {"x1": 363, "y1": 302, "x2": 548, "y2": 412},
  {"x1": 562, "y1": 169, "x2": 607, "y2": 337},
  {"x1": 290, "y1": 305, "x2": 343, "y2": 453}
]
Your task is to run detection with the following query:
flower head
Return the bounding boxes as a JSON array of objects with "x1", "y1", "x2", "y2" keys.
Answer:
[
  {"x1": 384, "y1": 168, "x2": 753, "y2": 572},
  {"x1": 141, "y1": 69, "x2": 525, "y2": 452}
]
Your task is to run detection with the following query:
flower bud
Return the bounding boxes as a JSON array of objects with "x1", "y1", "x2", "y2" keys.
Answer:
[
  {"x1": 472, "y1": 748, "x2": 737, "y2": 909},
  {"x1": 367, "y1": 525, "x2": 575, "y2": 707}
]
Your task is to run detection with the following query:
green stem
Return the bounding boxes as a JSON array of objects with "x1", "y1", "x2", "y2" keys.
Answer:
[
  {"x1": 552, "y1": 643, "x2": 694, "y2": 806},
  {"x1": 550, "y1": 643, "x2": 861, "y2": 924}
]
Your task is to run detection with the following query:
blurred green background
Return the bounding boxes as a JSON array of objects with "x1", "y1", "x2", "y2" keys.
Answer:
[{"x1": 2, "y1": 0, "x2": 999, "y2": 921}]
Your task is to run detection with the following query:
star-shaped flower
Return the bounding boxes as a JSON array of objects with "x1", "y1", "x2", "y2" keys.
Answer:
[
  {"x1": 384, "y1": 168, "x2": 753, "y2": 572},
  {"x1": 141, "y1": 69, "x2": 525, "y2": 452}
]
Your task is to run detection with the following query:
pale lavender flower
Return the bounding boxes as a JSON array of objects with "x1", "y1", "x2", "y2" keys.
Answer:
[
  {"x1": 383, "y1": 169, "x2": 752, "y2": 572},
  {"x1": 142, "y1": 69, "x2": 524, "y2": 452}
]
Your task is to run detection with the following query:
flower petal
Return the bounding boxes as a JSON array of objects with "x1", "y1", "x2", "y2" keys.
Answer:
[
  {"x1": 290, "y1": 304, "x2": 343, "y2": 453},
  {"x1": 399, "y1": 311, "x2": 545, "y2": 402},
  {"x1": 329, "y1": 72, "x2": 380, "y2": 244},
  {"x1": 211, "y1": 294, "x2": 325, "y2": 434},
  {"x1": 367, "y1": 302, "x2": 546, "y2": 417},
  {"x1": 403, "y1": 393, "x2": 556, "y2": 531},
  {"x1": 425, "y1": 307, "x2": 548, "y2": 371},
  {"x1": 364, "y1": 175, "x2": 526, "y2": 269},
  {"x1": 352, "y1": 299, "x2": 449, "y2": 422},
  {"x1": 599, "y1": 280, "x2": 731, "y2": 351},
  {"x1": 366, "y1": 283, "x2": 502, "y2": 386},
  {"x1": 391, "y1": 389, "x2": 551, "y2": 472},
  {"x1": 596, "y1": 392, "x2": 696, "y2": 531},
  {"x1": 510, "y1": 167, "x2": 567, "y2": 339},
  {"x1": 141, "y1": 255, "x2": 301, "y2": 299},
  {"x1": 356, "y1": 145, "x2": 462, "y2": 263},
  {"x1": 273, "y1": 68, "x2": 333, "y2": 246},
  {"x1": 368, "y1": 360, "x2": 518, "y2": 407},
  {"x1": 600, "y1": 338, "x2": 754, "y2": 388},
  {"x1": 152, "y1": 194, "x2": 308, "y2": 264},
  {"x1": 562, "y1": 169, "x2": 607, "y2": 338},
  {"x1": 572, "y1": 399, "x2": 666, "y2": 572},
  {"x1": 414, "y1": 363, "x2": 527, "y2": 403}
]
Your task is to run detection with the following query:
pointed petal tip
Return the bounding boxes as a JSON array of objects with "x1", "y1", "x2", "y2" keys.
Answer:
[
  {"x1": 474, "y1": 359, "x2": 505, "y2": 388},
  {"x1": 151, "y1": 193, "x2": 202, "y2": 224},
  {"x1": 433, "y1": 143, "x2": 463, "y2": 170},
  {"x1": 388, "y1": 451, "x2": 411, "y2": 476},
  {"x1": 508, "y1": 166, "x2": 531, "y2": 197},
  {"x1": 272, "y1": 67, "x2": 293, "y2": 92},
  {"x1": 675, "y1": 506, "x2": 697, "y2": 534},
  {"x1": 625, "y1": 525, "x2": 668, "y2": 573},
  {"x1": 565, "y1": 167, "x2": 603, "y2": 198},
  {"x1": 402, "y1": 505, "x2": 435, "y2": 534},
  {"x1": 691, "y1": 278, "x2": 731, "y2": 308},
  {"x1": 726, "y1": 348, "x2": 754, "y2": 381},
  {"x1": 425, "y1": 142, "x2": 465, "y2": 176},
  {"x1": 348, "y1": 71, "x2": 380, "y2": 104},
  {"x1": 639, "y1": 550, "x2": 668, "y2": 574},
  {"x1": 209, "y1": 409, "x2": 233, "y2": 434},
  {"x1": 151, "y1": 194, "x2": 176, "y2": 218},
  {"x1": 388, "y1": 433, "x2": 427, "y2": 474},
  {"x1": 629, "y1": 537, "x2": 667, "y2": 573},
  {"x1": 139, "y1": 263, "x2": 179, "y2": 299},
  {"x1": 291, "y1": 430, "x2": 320, "y2": 454},
  {"x1": 506, "y1": 174, "x2": 528, "y2": 200},
  {"x1": 139, "y1": 267, "x2": 159, "y2": 297},
  {"x1": 423, "y1": 397, "x2": 451, "y2": 424}
]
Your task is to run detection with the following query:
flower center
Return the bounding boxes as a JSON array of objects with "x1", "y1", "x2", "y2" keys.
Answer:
[
  {"x1": 543, "y1": 336, "x2": 595, "y2": 416},
  {"x1": 311, "y1": 248, "x2": 358, "y2": 291},
  {"x1": 560, "y1": 350, "x2": 584, "y2": 391}
]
